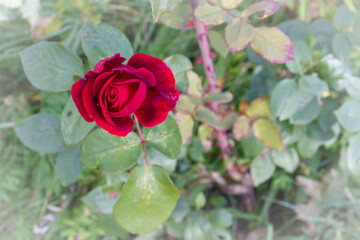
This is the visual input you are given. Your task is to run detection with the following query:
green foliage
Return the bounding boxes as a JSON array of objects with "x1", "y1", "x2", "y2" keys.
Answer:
[
  {"x1": 55, "y1": 144, "x2": 83, "y2": 186},
  {"x1": 114, "y1": 165, "x2": 179, "y2": 234},
  {"x1": 19, "y1": 42, "x2": 84, "y2": 92}
]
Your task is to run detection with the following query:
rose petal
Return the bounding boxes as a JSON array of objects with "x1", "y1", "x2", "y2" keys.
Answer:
[
  {"x1": 93, "y1": 53, "x2": 126, "y2": 73},
  {"x1": 128, "y1": 53, "x2": 175, "y2": 92},
  {"x1": 96, "y1": 116, "x2": 134, "y2": 137},
  {"x1": 71, "y1": 78, "x2": 93, "y2": 122},
  {"x1": 92, "y1": 71, "x2": 116, "y2": 94},
  {"x1": 108, "y1": 80, "x2": 147, "y2": 118},
  {"x1": 135, "y1": 88, "x2": 180, "y2": 127},
  {"x1": 113, "y1": 65, "x2": 156, "y2": 87}
]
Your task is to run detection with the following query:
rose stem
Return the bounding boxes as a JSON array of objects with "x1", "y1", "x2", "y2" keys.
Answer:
[
  {"x1": 189, "y1": 0, "x2": 231, "y2": 159},
  {"x1": 189, "y1": 0, "x2": 255, "y2": 211},
  {"x1": 134, "y1": 116, "x2": 149, "y2": 167}
]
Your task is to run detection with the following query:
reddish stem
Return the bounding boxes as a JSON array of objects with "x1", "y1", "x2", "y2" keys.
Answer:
[
  {"x1": 189, "y1": 0, "x2": 231, "y2": 158},
  {"x1": 134, "y1": 116, "x2": 149, "y2": 167}
]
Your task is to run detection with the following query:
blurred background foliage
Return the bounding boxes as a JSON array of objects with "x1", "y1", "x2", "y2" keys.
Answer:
[{"x1": 1, "y1": 0, "x2": 360, "y2": 239}]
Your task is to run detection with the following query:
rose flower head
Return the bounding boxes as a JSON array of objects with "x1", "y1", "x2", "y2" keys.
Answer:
[{"x1": 71, "y1": 53, "x2": 180, "y2": 136}]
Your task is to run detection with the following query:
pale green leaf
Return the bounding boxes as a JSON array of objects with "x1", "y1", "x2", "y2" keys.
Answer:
[
  {"x1": 334, "y1": 5, "x2": 353, "y2": 31},
  {"x1": 114, "y1": 165, "x2": 179, "y2": 234},
  {"x1": 347, "y1": 134, "x2": 360, "y2": 176},
  {"x1": 290, "y1": 91, "x2": 322, "y2": 125},
  {"x1": 195, "y1": 106, "x2": 222, "y2": 129},
  {"x1": 174, "y1": 112, "x2": 194, "y2": 145},
  {"x1": 20, "y1": 42, "x2": 84, "y2": 92},
  {"x1": 221, "y1": 0, "x2": 243, "y2": 9},
  {"x1": 208, "y1": 30, "x2": 229, "y2": 57},
  {"x1": 205, "y1": 91, "x2": 233, "y2": 103}
]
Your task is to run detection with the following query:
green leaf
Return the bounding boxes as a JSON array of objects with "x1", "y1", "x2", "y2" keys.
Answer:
[
  {"x1": 290, "y1": 91, "x2": 322, "y2": 125},
  {"x1": 278, "y1": 20, "x2": 308, "y2": 40},
  {"x1": 198, "y1": 124, "x2": 213, "y2": 150},
  {"x1": 81, "y1": 129, "x2": 141, "y2": 172},
  {"x1": 251, "y1": 155, "x2": 275, "y2": 186},
  {"x1": 150, "y1": 0, "x2": 181, "y2": 23},
  {"x1": 138, "y1": 147, "x2": 178, "y2": 174},
  {"x1": 15, "y1": 112, "x2": 65, "y2": 153},
  {"x1": 224, "y1": 18, "x2": 254, "y2": 54},
  {"x1": 318, "y1": 98, "x2": 338, "y2": 131},
  {"x1": 232, "y1": 115, "x2": 251, "y2": 141},
  {"x1": 161, "y1": 3, "x2": 192, "y2": 29},
  {"x1": 145, "y1": 116, "x2": 182, "y2": 159},
  {"x1": 241, "y1": 133, "x2": 266, "y2": 157},
  {"x1": 194, "y1": 4, "x2": 226, "y2": 25},
  {"x1": 222, "y1": 112, "x2": 239, "y2": 130},
  {"x1": 306, "y1": 121, "x2": 335, "y2": 142},
  {"x1": 246, "y1": 96, "x2": 272, "y2": 119},
  {"x1": 19, "y1": 42, "x2": 83, "y2": 92},
  {"x1": 208, "y1": 30, "x2": 229, "y2": 57},
  {"x1": 271, "y1": 79, "x2": 301, "y2": 121},
  {"x1": 195, "y1": 106, "x2": 222, "y2": 129},
  {"x1": 164, "y1": 54, "x2": 192, "y2": 92},
  {"x1": 285, "y1": 40, "x2": 312, "y2": 74},
  {"x1": 113, "y1": 165, "x2": 179, "y2": 234},
  {"x1": 208, "y1": 209, "x2": 232, "y2": 229},
  {"x1": 61, "y1": 97, "x2": 96, "y2": 145},
  {"x1": 187, "y1": 70, "x2": 203, "y2": 98},
  {"x1": 250, "y1": 26, "x2": 294, "y2": 64},
  {"x1": 205, "y1": 91, "x2": 233, "y2": 103},
  {"x1": 332, "y1": 33, "x2": 351, "y2": 62},
  {"x1": 271, "y1": 148, "x2": 299, "y2": 173},
  {"x1": 241, "y1": 0, "x2": 282, "y2": 19},
  {"x1": 309, "y1": 18, "x2": 334, "y2": 51},
  {"x1": 299, "y1": 74, "x2": 329, "y2": 98},
  {"x1": 347, "y1": 134, "x2": 360, "y2": 176},
  {"x1": 195, "y1": 192, "x2": 206, "y2": 210},
  {"x1": 334, "y1": 5, "x2": 353, "y2": 31},
  {"x1": 335, "y1": 100, "x2": 360, "y2": 132},
  {"x1": 297, "y1": 134, "x2": 321, "y2": 158},
  {"x1": 345, "y1": 77, "x2": 360, "y2": 100},
  {"x1": 221, "y1": 0, "x2": 243, "y2": 9},
  {"x1": 55, "y1": 145, "x2": 82, "y2": 186},
  {"x1": 176, "y1": 94, "x2": 198, "y2": 114},
  {"x1": 253, "y1": 119, "x2": 284, "y2": 150},
  {"x1": 82, "y1": 186, "x2": 117, "y2": 214},
  {"x1": 81, "y1": 22, "x2": 133, "y2": 66}
]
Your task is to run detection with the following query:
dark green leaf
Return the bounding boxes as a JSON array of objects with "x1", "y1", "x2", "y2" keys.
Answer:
[
  {"x1": 278, "y1": 20, "x2": 308, "y2": 40},
  {"x1": 306, "y1": 121, "x2": 335, "y2": 142},
  {"x1": 208, "y1": 209, "x2": 232, "y2": 229},
  {"x1": 145, "y1": 116, "x2": 182, "y2": 159},
  {"x1": 15, "y1": 112, "x2": 65, "y2": 153},
  {"x1": 81, "y1": 22, "x2": 133, "y2": 66},
  {"x1": 55, "y1": 145, "x2": 82, "y2": 186},
  {"x1": 20, "y1": 42, "x2": 83, "y2": 92},
  {"x1": 61, "y1": 97, "x2": 95, "y2": 145},
  {"x1": 113, "y1": 165, "x2": 179, "y2": 234},
  {"x1": 318, "y1": 98, "x2": 338, "y2": 131},
  {"x1": 81, "y1": 129, "x2": 141, "y2": 172}
]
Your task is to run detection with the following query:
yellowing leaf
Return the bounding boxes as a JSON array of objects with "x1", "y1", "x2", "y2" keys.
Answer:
[
  {"x1": 241, "y1": 0, "x2": 282, "y2": 19},
  {"x1": 253, "y1": 119, "x2": 284, "y2": 150},
  {"x1": 174, "y1": 112, "x2": 194, "y2": 145},
  {"x1": 250, "y1": 26, "x2": 294, "y2": 64},
  {"x1": 246, "y1": 96, "x2": 272, "y2": 119},
  {"x1": 194, "y1": 3, "x2": 226, "y2": 25},
  {"x1": 150, "y1": 0, "x2": 181, "y2": 23},
  {"x1": 187, "y1": 70, "x2": 203, "y2": 98},
  {"x1": 232, "y1": 115, "x2": 251, "y2": 141},
  {"x1": 221, "y1": 0, "x2": 243, "y2": 9},
  {"x1": 225, "y1": 18, "x2": 254, "y2": 54}
]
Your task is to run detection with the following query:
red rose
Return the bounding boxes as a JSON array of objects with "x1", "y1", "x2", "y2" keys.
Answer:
[{"x1": 71, "y1": 53, "x2": 180, "y2": 137}]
